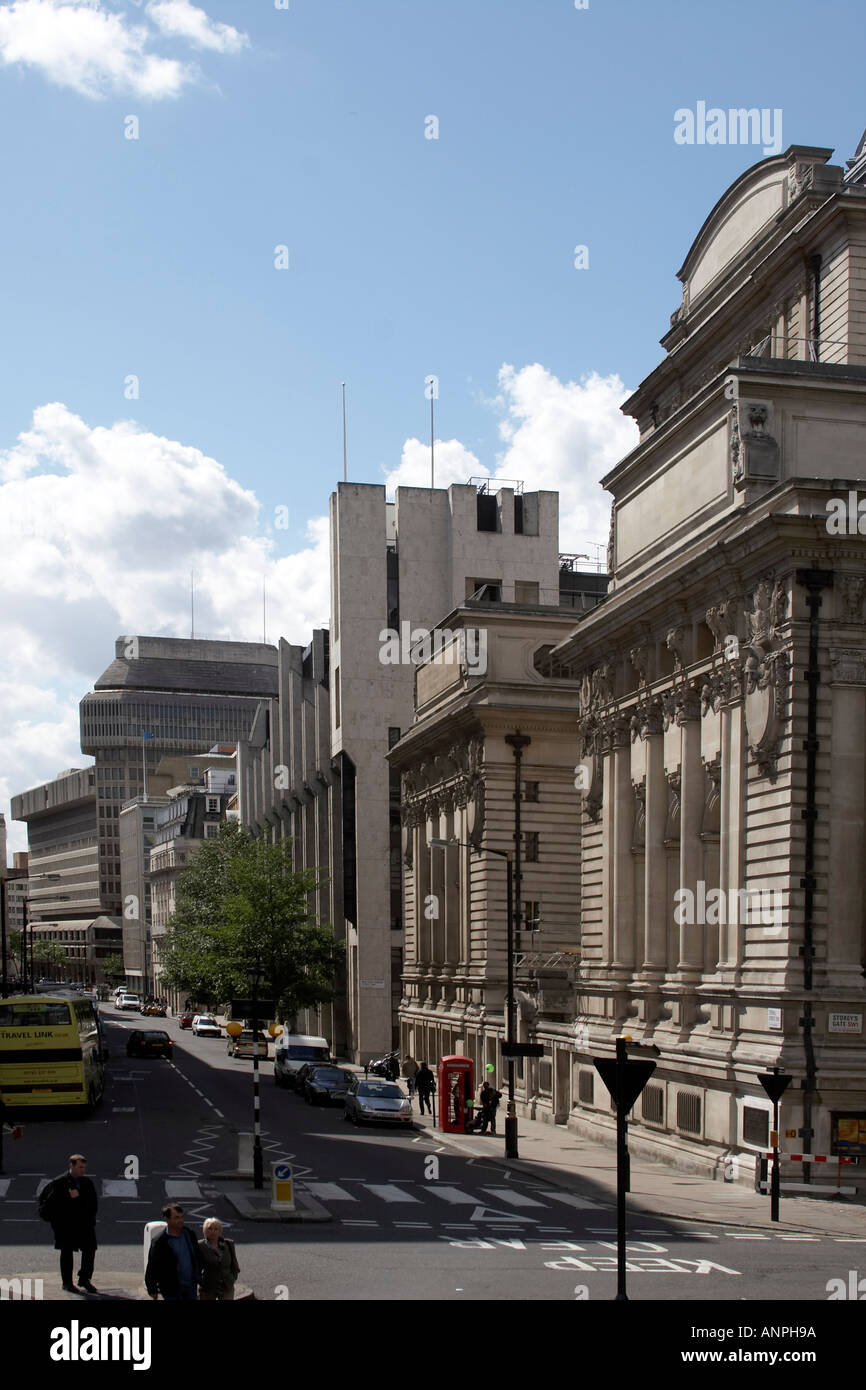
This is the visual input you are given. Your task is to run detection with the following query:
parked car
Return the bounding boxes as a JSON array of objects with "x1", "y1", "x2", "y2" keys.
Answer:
[
  {"x1": 273, "y1": 1034, "x2": 331, "y2": 1089},
  {"x1": 126, "y1": 1030, "x2": 173, "y2": 1059},
  {"x1": 302, "y1": 1065, "x2": 353, "y2": 1106},
  {"x1": 344, "y1": 1077, "x2": 413, "y2": 1127},
  {"x1": 117, "y1": 994, "x2": 141, "y2": 1012},
  {"x1": 226, "y1": 1029, "x2": 270, "y2": 1059},
  {"x1": 178, "y1": 1011, "x2": 195, "y2": 1029},
  {"x1": 192, "y1": 1014, "x2": 222, "y2": 1038}
]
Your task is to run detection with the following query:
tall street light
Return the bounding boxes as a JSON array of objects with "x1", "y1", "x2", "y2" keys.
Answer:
[{"x1": 430, "y1": 837, "x2": 519, "y2": 1159}]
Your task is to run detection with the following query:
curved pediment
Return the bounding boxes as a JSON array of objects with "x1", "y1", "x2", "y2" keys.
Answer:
[{"x1": 677, "y1": 146, "x2": 833, "y2": 310}]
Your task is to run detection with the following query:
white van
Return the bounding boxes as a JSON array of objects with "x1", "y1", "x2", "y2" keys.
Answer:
[{"x1": 274, "y1": 1033, "x2": 330, "y2": 1089}]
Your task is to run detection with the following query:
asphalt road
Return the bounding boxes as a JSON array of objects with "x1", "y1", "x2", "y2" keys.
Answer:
[{"x1": 2, "y1": 1006, "x2": 864, "y2": 1309}]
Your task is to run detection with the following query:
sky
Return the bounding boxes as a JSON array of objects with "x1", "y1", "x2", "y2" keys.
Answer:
[{"x1": 0, "y1": 0, "x2": 864, "y2": 852}]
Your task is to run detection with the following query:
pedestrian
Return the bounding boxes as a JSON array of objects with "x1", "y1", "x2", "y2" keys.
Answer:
[
  {"x1": 145, "y1": 1203, "x2": 202, "y2": 1301},
  {"x1": 402, "y1": 1054, "x2": 419, "y2": 1096},
  {"x1": 197, "y1": 1218, "x2": 240, "y2": 1301},
  {"x1": 479, "y1": 1081, "x2": 503, "y2": 1135},
  {"x1": 414, "y1": 1061, "x2": 435, "y2": 1114},
  {"x1": 39, "y1": 1153, "x2": 99, "y2": 1294}
]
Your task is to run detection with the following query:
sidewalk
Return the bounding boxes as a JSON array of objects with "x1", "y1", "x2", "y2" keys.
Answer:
[{"x1": 409, "y1": 1104, "x2": 866, "y2": 1237}]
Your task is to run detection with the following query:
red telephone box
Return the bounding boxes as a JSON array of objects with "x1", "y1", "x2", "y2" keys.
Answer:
[{"x1": 438, "y1": 1055, "x2": 474, "y2": 1133}]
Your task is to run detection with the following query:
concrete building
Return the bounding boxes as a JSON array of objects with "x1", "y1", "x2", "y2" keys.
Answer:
[
  {"x1": 119, "y1": 748, "x2": 236, "y2": 993},
  {"x1": 329, "y1": 481, "x2": 565, "y2": 1060},
  {"x1": 149, "y1": 765, "x2": 235, "y2": 1004},
  {"x1": 28, "y1": 915, "x2": 123, "y2": 987},
  {"x1": 80, "y1": 636, "x2": 278, "y2": 920},
  {"x1": 544, "y1": 139, "x2": 866, "y2": 1180},
  {"x1": 11, "y1": 768, "x2": 101, "y2": 924},
  {"x1": 390, "y1": 601, "x2": 596, "y2": 1093},
  {"x1": 236, "y1": 632, "x2": 340, "y2": 1042}
]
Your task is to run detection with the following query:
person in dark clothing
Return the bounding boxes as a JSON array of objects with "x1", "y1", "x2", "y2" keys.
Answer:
[
  {"x1": 478, "y1": 1082, "x2": 503, "y2": 1135},
  {"x1": 414, "y1": 1062, "x2": 435, "y2": 1114},
  {"x1": 40, "y1": 1153, "x2": 99, "y2": 1293},
  {"x1": 145, "y1": 1204, "x2": 203, "y2": 1301},
  {"x1": 198, "y1": 1217, "x2": 240, "y2": 1301}
]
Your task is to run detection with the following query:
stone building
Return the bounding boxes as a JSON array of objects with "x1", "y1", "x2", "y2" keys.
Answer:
[{"x1": 551, "y1": 139, "x2": 866, "y2": 1179}]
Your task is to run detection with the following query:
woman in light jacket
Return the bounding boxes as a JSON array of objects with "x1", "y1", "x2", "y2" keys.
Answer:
[{"x1": 198, "y1": 1217, "x2": 240, "y2": 1301}]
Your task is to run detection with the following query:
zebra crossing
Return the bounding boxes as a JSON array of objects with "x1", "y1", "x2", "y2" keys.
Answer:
[{"x1": 0, "y1": 1172, "x2": 229, "y2": 1228}]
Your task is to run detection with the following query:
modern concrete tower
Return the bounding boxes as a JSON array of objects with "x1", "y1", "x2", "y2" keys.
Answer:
[
  {"x1": 329, "y1": 481, "x2": 561, "y2": 1061},
  {"x1": 80, "y1": 636, "x2": 278, "y2": 921}
]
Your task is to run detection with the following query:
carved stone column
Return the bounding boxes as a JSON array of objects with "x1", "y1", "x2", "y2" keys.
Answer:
[
  {"x1": 677, "y1": 687, "x2": 704, "y2": 975},
  {"x1": 642, "y1": 705, "x2": 667, "y2": 973},
  {"x1": 719, "y1": 690, "x2": 745, "y2": 972},
  {"x1": 611, "y1": 718, "x2": 636, "y2": 973},
  {"x1": 827, "y1": 650, "x2": 866, "y2": 984}
]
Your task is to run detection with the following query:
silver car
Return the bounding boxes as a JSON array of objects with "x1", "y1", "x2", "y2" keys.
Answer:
[{"x1": 344, "y1": 1078, "x2": 413, "y2": 1127}]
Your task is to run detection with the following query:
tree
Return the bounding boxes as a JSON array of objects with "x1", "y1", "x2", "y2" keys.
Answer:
[
  {"x1": 100, "y1": 953, "x2": 126, "y2": 983},
  {"x1": 158, "y1": 824, "x2": 342, "y2": 1020},
  {"x1": 32, "y1": 940, "x2": 66, "y2": 977}
]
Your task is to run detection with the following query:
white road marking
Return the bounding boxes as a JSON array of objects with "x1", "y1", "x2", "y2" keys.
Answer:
[
  {"x1": 302, "y1": 1183, "x2": 358, "y2": 1202},
  {"x1": 341, "y1": 1220, "x2": 378, "y2": 1226},
  {"x1": 0, "y1": 1180, "x2": 11, "y2": 1197},
  {"x1": 365, "y1": 1184, "x2": 422, "y2": 1204},
  {"x1": 102, "y1": 1180, "x2": 137, "y2": 1197},
  {"x1": 163, "y1": 1181, "x2": 202, "y2": 1198},
  {"x1": 481, "y1": 1187, "x2": 546, "y2": 1208},
  {"x1": 426, "y1": 1186, "x2": 476, "y2": 1204},
  {"x1": 544, "y1": 1193, "x2": 605, "y2": 1211},
  {"x1": 732, "y1": 1234, "x2": 771, "y2": 1240}
]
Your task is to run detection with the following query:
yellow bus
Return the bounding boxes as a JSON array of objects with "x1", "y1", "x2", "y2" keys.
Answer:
[{"x1": 0, "y1": 993, "x2": 107, "y2": 1110}]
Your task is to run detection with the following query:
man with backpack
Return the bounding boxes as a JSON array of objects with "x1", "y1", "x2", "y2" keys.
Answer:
[{"x1": 39, "y1": 1153, "x2": 99, "y2": 1293}]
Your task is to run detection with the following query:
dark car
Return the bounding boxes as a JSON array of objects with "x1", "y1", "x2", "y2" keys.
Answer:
[
  {"x1": 126, "y1": 1030, "x2": 173, "y2": 1059},
  {"x1": 302, "y1": 1065, "x2": 354, "y2": 1106}
]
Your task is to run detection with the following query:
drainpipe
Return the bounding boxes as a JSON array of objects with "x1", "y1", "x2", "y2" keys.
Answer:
[
  {"x1": 795, "y1": 568, "x2": 833, "y2": 1180},
  {"x1": 810, "y1": 254, "x2": 822, "y2": 362}
]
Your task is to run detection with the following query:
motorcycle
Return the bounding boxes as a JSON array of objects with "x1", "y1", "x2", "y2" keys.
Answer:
[{"x1": 367, "y1": 1050, "x2": 401, "y2": 1081}]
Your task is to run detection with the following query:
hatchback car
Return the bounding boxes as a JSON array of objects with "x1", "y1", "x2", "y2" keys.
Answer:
[
  {"x1": 178, "y1": 1011, "x2": 195, "y2": 1029},
  {"x1": 117, "y1": 994, "x2": 141, "y2": 1012},
  {"x1": 126, "y1": 1030, "x2": 173, "y2": 1059},
  {"x1": 303, "y1": 1065, "x2": 353, "y2": 1106},
  {"x1": 344, "y1": 1078, "x2": 413, "y2": 1127},
  {"x1": 226, "y1": 1029, "x2": 270, "y2": 1059},
  {"x1": 192, "y1": 1015, "x2": 222, "y2": 1038}
]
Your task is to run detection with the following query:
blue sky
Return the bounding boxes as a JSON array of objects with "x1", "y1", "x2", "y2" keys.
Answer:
[{"x1": 0, "y1": 0, "x2": 864, "y2": 849}]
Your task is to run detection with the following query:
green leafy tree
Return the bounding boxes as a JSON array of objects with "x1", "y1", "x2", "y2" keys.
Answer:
[
  {"x1": 158, "y1": 823, "x2": 342, "y2": 1020},
  {"x1": 100, "y1": 953, "x2": 126, "y2": 983},
  {"x1": 32, "y1": 940, "x2": 67, "y2": 976}
]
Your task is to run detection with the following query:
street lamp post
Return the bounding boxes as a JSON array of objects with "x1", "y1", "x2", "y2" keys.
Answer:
[
  {"x1": 431, "y1": 837, "x2": 519, "y2": 1158},
  {"x1": 246, "y1": 960, "x2": 265, "y2": 1190}
]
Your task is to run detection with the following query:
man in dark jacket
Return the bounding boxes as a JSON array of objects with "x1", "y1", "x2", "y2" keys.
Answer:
[
  {"x1": 414, "y1": 1062, "x2": 436, "y2": 1114},
  {"x1": 479, "y1": 1082, "x2": 503, "y2": 1135},
  {"x1": 41, "y1": 1153, "x2": 99, "y2": 1293},
  {"x1": 145, "y1": 1203, "x2": 203, "y2": 1300}
]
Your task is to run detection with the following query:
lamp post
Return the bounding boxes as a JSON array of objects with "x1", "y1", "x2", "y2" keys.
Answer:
[
  {"x1": 246, "y1": 959, "x2": 265, "y2": 1190},
  {"x1": 430, "y1": 838, "x2": 519, "y2": 1158}
]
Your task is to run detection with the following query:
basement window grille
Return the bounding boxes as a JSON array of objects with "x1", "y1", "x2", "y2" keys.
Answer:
[
  {"x1": 743, "y1": 1106, "x2": 769, "y2": 1148},
  {"x1": 642, "y1": 1083, "x2": 664, "y2": 1125},
  {"x1": 676, "y1": 1090, "x2": 702, "y2": 1136},
  {"x1": 578, "y1": 1069, "x2": 594, "y2": 1106}
]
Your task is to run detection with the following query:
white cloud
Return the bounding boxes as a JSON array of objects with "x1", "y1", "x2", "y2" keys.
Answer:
[
  {"x1": 0, "y1": 0, "x2": 246, "y2": 99},
  {"x1": 383, "y1": 436, "x2": 481, "y2": 495},
  {"x1": 491, "y1": 363, "x2": 638, "y2": 552},
  {"x1": 384, "y1": 363, "x2": 638, "y2": 556},
  {"x1": 145, "y1": 0, "x2": 248, "y2": 54},
  {"x1": 0, "y1": 403, "x2": 330, "y2": 855}
]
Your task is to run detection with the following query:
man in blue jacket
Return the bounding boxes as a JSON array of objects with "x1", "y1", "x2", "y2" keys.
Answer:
[{"x1": 145, "y1": 1203, "x2": 202, "y2": 1300}]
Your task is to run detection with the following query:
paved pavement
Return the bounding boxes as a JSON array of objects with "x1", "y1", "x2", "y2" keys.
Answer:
[{"x1": 405, "y1": 1102, "x2": 866, "y2": 1238}]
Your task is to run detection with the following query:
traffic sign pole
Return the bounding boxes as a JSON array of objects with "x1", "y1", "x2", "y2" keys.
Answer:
[
  {"x1": 594, "y1": 1036, "x2": 658, "y2": 1303},
  {"x1": 758, "y1": 1068, "x2": 792, "y2": 1224}
]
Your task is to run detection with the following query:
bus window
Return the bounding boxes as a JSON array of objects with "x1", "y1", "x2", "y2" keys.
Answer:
[{"x1": 0, "y1": 1002, "x2": 71, "y2": 1028}]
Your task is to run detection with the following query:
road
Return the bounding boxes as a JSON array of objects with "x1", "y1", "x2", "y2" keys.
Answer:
[{"x1": 1, "y1": 1006, "x2": 864, "y2": 1306}]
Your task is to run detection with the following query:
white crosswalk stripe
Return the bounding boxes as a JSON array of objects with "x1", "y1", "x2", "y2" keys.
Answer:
[
  {"x1": 303, "y1": 1182, "x2": 359, "y2": 1202},
  {"x1": 542, "y1": 1191, "x2": 604, "y2": 1211},
  {"x1": 481, "y1": 1187, "x2": 546, "y2": 1208},
  {"x1": 424, "y1": 1186, "x2": 478, "y2": 1204},
  {"x1": 364, "y1": 1184, "x2": 422, "y2": 1203}
]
